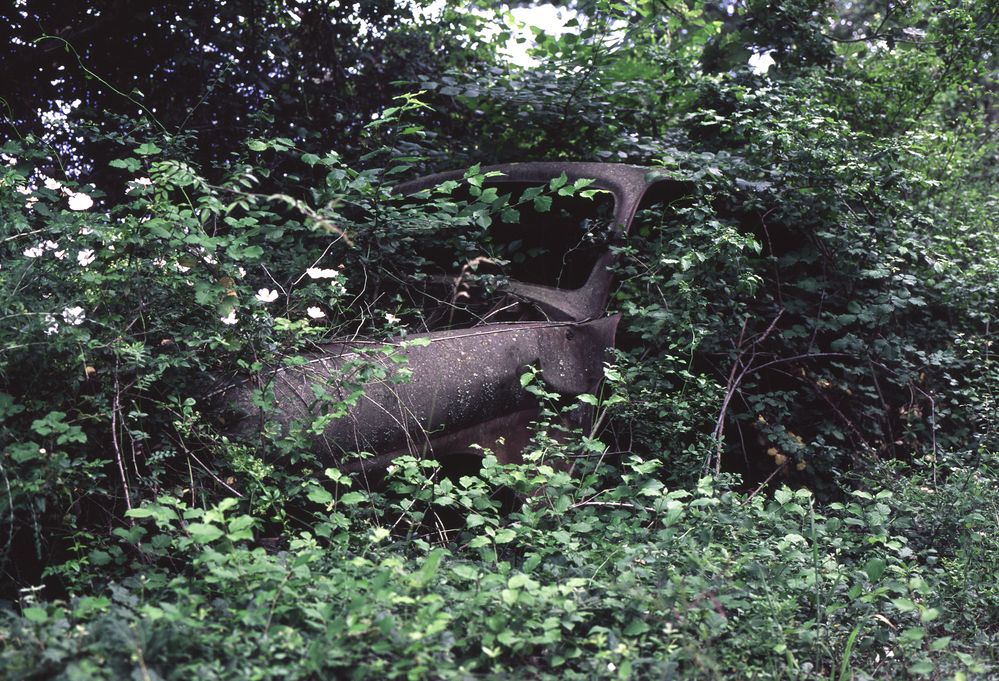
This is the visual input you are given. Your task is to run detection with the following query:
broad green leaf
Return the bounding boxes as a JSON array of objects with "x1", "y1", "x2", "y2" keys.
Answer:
[
  {"x1": 187, "y1": 522, "x2": 224, "y2": 543},
  {"x1": 22, "y1": 607, "x2": 48, "y2": 623},
  {"x1": 774, "y1": 487, "x2": 793, "y2": 505},
  {"x1": 493, "y1": 528, "x2": 516, "y2": 544},
  {"x1": 135, "y1": 143, "x2": 162, "y2": 156},
  {"x1": 339, "y1": 491, "x2": 367, "y2": 505},
  {"x1": 412, "y1": 548, "x2": 446, "y2": 588},
  {"x1": 864, "y1": 557, "x2": 886, "y2": 581},
  {"x1": 533, "y1": 195, "x2": 553, "y2": 213},
  {"x1": 307, "y1": 486, "x2": 334, "y2": 505}
]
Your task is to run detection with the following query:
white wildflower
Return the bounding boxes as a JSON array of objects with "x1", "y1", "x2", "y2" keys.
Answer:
[
  {"x1": 25, "y1": 196, "x2": 38, "y2": 210},
  {"x1": 255, "y1": 288, "x2": 279, "y2": 303},
  {"x1": 77, "y1": 249, "x2": 96, "y2": 267},
  {"x1": 220, "y1": 309, "x2": 238, "y2": 325},
  {"x1": 384, "y1": 312, "x2": 400, "y2": 325},
  {"x1": 43, "y1": 176, "x2": 62, "y2": 191},
  {"x1": 43, "y1": 240, "x2": 59, "y2": 251},
  {"x1": 307, "y1": 267, "x2": 338, "y2": 279},
  {"x1": 23, "y1": 245, "x2": 44, "y2": 258},
  {"x1": 78, "y1": 226, "x2": 93, "y2": 236},
  {"x1": 53, "y1": 250, "x2": 67, "y2": 260},
  {"x1": 134, "y1": 177, "x2": 152, "y2": 186},
  {"x1": 306, "y1": 306, "x2": 325, "y2": 319},
  {"x1": 67, "y1": 192, "x2": 94, "y2": 211},
  {"x1": 43, "y1": 314, "x2": 59, "y2": 335},
  {"x1": 175, "y1": 262, "x2": 191, "y2": 273},
  {"x1": 153, "y1": 257, "x2": 167, "y2": 268},
  {"x1": 15, "y1": 185, "x2": 31, "y2": 195},
  {"x1": 62, "y1": 306, "x2": 86, "y2": 326},
  {"x1": 748, "y1": 49, "x2": 776, "y2": 76},
  {"x1": 237, "y1": 267, "x2": 247, "y2": 278}
]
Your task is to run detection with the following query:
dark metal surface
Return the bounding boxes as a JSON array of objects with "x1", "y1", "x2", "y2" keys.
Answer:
[
  {"x1": 225, "y1": 316, "x2": 619, "y2": 466},
  {"x1": 396, "y1": 163, "x2": 676, "y2": 323},
  {"x1": 221, "y1": 163, "x2": 681, "y2": 470}
]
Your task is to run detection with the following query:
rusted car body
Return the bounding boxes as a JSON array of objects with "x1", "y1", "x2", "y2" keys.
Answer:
[{"x1": 223, "y1": 163, "x2": 683, "y2": 471}]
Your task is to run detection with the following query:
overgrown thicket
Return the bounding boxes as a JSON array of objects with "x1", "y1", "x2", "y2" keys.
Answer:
[{"x1": 1, "y1": 0, "x2": 997, "y2": 678}]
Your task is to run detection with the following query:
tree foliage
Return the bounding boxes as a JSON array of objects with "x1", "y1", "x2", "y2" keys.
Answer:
[{"x1": 1, "y1": 0, "x2": 997, "y2": 677}]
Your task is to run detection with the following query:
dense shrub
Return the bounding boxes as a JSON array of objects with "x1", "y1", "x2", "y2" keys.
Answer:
[{"x1": 2, "y1": 0, "x2": 997, "y2": 678}]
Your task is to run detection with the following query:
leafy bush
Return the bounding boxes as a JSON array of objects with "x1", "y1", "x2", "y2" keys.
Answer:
[{"x1": 2, "y1": 0, "x2": 997, "y2": 678}]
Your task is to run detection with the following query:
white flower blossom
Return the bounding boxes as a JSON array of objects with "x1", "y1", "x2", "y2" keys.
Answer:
[
  {"x1": 307, "y1": 267, "x2": 338, "y2": 279},
  {"x1": 25, "y1": 196, "x2": 39, "y2": 210},
  {"x1": 134, "y1": 177, "x2": 153, "y2": 186},
  {"x1": 67, "y1": 192, "x2": 94, "y2": 211},
  {"x1": 78, "y1": 226, "x2": 93, "y2": 236},
  {"x1": 43, "y1": 314, "x2": 59, "y2": 335},
  {"x1": 53, "y1": 250, "x2": 67, "y2": 260},
  {"x1": 748, "y1": 50, "x2": 776, "y2": 76},
  {"x1": 220, "y1": 309, "x2": 238, "y2": 325},
  {"x1": 43, "y1": 176, "x2": 62, "y2": 191},
  {"x1": 255, "y1": 288, "x2": 279, "y2": 303},
  {"x1": 15, "y1": 185, "x2": 31, "y2": 195},
  {"x1": 43, "y1": 240, "x2": 59, "y2": 251},
  {"x1": 384, "y1": 312, "x2": 400, "y2": 325},
  {"x1": 306, "y1": 306, "x2": 325, "y2": 319},
  {"x1": 77, "y1": 249, "x2": 96, "y2": 267},
  {"x1": 23, "y1": 245, "x2": 44, "y2": 258},
  {"x1": 62, "y1": 306, "x2": 86, "y2": 326},
  {"x1": 175, "y1": 262, "x2": 191, "y2": 273}
]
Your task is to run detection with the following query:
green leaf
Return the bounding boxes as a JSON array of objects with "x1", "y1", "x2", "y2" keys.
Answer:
[
  {"x1": 493, "y1": 528, "x2": 516, "y2": 544},
  {"x1": 533, "y1": 195, "x2": 553, "y2": 213},
  {"x1": 864, "y1": 557, "x2": 886, "y2": 582},
  {"x1": 307, "y1": 486, "x2": 334, "y2": 505},
  {"x1": 452, "y1": 564, "x2": 478, "y2": 580},
  {"x1": 228, "y1": 515, "x2": 255, "y2": 536},
  {"x1": 774, "y1": 487, "x2": 793, "y2": 505},
  {"x1": 899, "y1": 626, "x2": 925, "y2": 643},
  {"x1": 548, "y1": 172, "x2": 568, "y2": 190},
  {"x1": 930, "y1": 636, "x2": 951, "y2": 651},
  {"x1": 135, "y1": 142, "x2": 162, "y2": 156},
  {"x1": 22, "y1": 607, "x2": 48, "y2": 624},
  {"x1": 88, "y1": 549, "x2": 112, "y2": 566},
  {"x1": 187, "y1": 522, "x2": 224, "y2": 543},
  {"x1": 920, "y1": 607, "x2": 940, "y2": 623},
  {"x1": 507, "y1": 573, "x2": 532, "y2": 589},
  {"x1": 109, "y1": 157, "x2": 141, "y2": 171},
  {"x1": 624, "y1": 619, "x2": 650, "y2": 636},
  {"x1": 339, "y1": 491, "x2": 367, "y2": 505},
  {"x1": 500, "y1": 208, "x2": 520, "y2": 223},
  {"x1": 412, "y1": 548, "x2": 446, "y2": 588}
]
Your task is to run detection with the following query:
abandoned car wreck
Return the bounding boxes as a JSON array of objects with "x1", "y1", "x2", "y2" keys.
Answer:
[{"x1": 219, "y1": 163, "x2": 686, "y2": 474}]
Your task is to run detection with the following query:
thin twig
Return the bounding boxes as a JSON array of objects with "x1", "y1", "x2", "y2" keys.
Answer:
[{"x1": 111, "y1": 358, "x2": 134, "y2": 513}]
